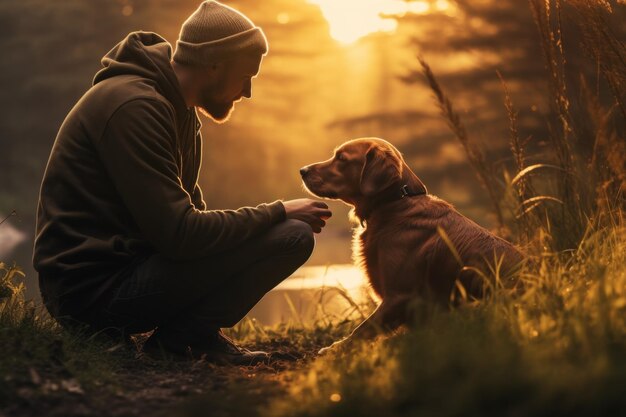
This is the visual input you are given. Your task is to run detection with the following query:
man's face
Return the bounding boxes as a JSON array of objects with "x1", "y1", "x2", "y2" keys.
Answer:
[{"x1": 197, "y1": 53, "x2": 263, "y2": 123}]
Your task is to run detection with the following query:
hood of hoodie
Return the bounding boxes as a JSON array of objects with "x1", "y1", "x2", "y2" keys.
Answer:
[{"x1": 93, "y1": 31, "x2": 187, "y2": 115}]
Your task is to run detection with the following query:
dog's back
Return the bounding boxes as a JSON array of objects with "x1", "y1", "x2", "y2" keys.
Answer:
[{"x1": 358, "y1": 194, "x2": 523, "y2": 304}]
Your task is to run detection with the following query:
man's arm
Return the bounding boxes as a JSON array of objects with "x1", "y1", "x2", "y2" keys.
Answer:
[
  {"x1": 191, "y1": 183, "x2": 207, "y2": 211},
  {"x1": 95, "y1": 98, "x2": 285, "y2": 260}
]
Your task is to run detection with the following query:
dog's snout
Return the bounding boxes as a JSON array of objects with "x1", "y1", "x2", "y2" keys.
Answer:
[{"x1": 300, "y1": 166, "x2": 309, "y2": 178}]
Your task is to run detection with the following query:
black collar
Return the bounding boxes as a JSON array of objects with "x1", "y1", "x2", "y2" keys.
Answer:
[
  {"x1": 399, "y1": 184, "x2": 427, "y2": 199},
  {"x1": 358, "y1": 184, "x2": 427, "y2": 223}
]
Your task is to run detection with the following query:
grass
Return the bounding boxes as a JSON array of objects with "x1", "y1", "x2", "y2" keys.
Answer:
[
  {"x1": 0, "y1": 262, "x2": 131, "y2": 407},
  {"x1": 2, "y1": 0, "x2": 625, "y2": 416}
]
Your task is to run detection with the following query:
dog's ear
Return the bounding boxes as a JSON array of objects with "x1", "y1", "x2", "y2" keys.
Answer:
[{"x1": 359, "y1": 145, "x2": 403, "y2": 196}]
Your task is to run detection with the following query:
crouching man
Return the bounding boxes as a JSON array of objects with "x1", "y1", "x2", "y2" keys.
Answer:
[{"x1": 33, "y1": 0, "x2": 331, "y2": 365}]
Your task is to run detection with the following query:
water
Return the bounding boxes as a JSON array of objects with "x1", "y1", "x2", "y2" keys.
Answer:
[
  {"x1": 0, "y1": 215, "x2": 26, "y2": 261},
  {"x1": 247, "y1": 264, "x2": 377, "y2": 326}
]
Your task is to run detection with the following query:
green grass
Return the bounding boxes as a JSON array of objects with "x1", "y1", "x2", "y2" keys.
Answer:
[{"x1": 0, "y1": 262, "x2": 130, "y2": 406}]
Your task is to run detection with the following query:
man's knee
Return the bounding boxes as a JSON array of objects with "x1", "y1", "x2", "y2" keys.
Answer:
[{"x1": 280, "y1": 219, "x2": 315, "y2": 261}]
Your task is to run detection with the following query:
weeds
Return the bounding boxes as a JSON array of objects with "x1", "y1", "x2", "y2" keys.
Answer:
[
  {"x1": 419, "y1": 0, "x2": 624, "y2": 252},
  {"x1": 418, "y1": 56, "x2": 505, "y2": 229}
]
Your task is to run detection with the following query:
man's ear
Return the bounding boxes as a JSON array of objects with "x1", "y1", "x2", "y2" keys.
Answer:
[{"x1": 359, "y1": 145, "x2": 403, "y2": 196}]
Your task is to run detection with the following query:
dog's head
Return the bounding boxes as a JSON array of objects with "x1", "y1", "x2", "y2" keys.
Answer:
[{"x1": 300, "y1": 138, "x2": 414, "y2": 206}]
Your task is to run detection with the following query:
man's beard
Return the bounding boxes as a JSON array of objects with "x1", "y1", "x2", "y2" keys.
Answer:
[{"x1": 197, "y1": 84, "x2": 235, "y2": 124}]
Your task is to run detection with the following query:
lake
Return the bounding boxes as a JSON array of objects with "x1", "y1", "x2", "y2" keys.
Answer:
[{"x1": 247, "y1": 264, "x2": 378, "y2": 326}]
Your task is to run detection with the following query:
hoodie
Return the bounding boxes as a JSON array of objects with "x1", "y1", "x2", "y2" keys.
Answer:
[{"x1": 33, "y1": 32, "x2": 285, "y2": 317}]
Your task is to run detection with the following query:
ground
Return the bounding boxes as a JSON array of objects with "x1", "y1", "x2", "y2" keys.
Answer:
[{"x1": 3, "y1": 331, "x2": 329, "y2": 417}]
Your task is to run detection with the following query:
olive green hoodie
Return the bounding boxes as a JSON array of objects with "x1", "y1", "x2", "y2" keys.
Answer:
[{"x1": 33, "y1": 32, "x2": 285, "y2": 317}]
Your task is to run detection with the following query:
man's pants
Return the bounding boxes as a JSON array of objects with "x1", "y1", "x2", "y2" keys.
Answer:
[{"x1": 83, "y1": 219, "x2": 314, "y2": 342}]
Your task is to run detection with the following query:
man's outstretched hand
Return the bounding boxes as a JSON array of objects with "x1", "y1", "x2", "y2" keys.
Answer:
[{"x1": 282, "y1": 199, "x2": 332, "y2": 233}]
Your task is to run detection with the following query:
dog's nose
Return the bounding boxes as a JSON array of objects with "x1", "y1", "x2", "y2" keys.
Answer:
[{"x1": 299, "y1": 167, "x2": 309, "y2": 177}]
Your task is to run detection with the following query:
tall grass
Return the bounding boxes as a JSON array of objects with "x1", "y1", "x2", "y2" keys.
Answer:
[{"x1": 420, "y1": 0, "x2": 624, "y2": 251}]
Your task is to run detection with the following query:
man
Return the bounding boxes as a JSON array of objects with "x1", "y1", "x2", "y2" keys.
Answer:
[{"x1": 33, "y1": 1, "x2": 331, "y2": 365}]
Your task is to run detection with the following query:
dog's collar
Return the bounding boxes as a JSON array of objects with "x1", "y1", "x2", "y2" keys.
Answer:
[
  {"x1": 399, "y1": 184, "x2": 427, "y2": 199},
  {"x1": 358, "y1": 183, "x2": 427, "y2": 224}
]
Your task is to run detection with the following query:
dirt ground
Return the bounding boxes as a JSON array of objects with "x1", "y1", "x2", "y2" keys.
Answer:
[{"x1": 3, "y1": 337, "x2": 320, "y2": 417}]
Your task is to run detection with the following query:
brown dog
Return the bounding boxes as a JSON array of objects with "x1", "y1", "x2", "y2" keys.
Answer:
[{"x1": 300, "y1": 138, "x2": 523, "y2": 349}]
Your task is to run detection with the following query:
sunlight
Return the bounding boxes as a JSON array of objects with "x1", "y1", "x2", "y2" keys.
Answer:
[
  {"x1": 248, "y1": 264, "x2": 376, "y2": 326},
  {"x1": 308, "y1": 0, "x2": 449, "y2": 44},
  {"x1": 277, "y1": 264, "x2": 367, "y2": 291}
]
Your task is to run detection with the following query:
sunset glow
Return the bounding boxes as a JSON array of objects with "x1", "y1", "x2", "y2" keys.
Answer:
[{"x1": 308, "y1": 0, "x2": 450, "y2": 44}]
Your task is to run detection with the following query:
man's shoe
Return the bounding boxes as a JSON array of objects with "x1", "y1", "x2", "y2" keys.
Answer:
[
  {"x1": 190, "y1": 330, "x2": 270, "y2": 366},
  {"x1": 142, "y1": 331, "x2": 191, "y2": 361}
]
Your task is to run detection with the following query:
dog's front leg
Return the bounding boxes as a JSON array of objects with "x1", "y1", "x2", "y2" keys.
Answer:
[
  {"x1": 351, "y1": 294, "x2": 411, "y2": 338},
  {"x1": 349, "y1": 303, "x2": 386, "y2": 339},
  {"x1": 318, "y1": 295, "x2": 410, "y2": 355},
  {"x1": 317, "y1": 306, "x2": 382, "y2": 355}
]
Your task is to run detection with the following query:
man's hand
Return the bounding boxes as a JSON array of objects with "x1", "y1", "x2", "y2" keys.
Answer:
[{"x1": 282, "y1": 199, "x2": 332, "y2": 233}]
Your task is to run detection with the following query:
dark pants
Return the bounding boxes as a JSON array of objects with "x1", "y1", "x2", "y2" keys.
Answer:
[{"x1": 80, "y1": 219, "x2": 314, "y2": 342}]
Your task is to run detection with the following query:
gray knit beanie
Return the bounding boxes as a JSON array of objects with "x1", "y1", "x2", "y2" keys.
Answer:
[{"x1": 173, "y1": 0, "x2": 268, "y2": 66}]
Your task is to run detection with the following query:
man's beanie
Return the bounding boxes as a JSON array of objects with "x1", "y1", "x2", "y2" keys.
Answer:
[{"x1": 173, "y1": 0, "x2": 268, "y2": 66}]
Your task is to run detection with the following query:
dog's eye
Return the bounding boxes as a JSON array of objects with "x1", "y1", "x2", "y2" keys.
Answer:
[{"x1": 335, "y1": 153, "x2": 347, "y2": 162}]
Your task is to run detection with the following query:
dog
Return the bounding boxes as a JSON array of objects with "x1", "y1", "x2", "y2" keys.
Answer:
[{"x1": 300, "y1": 138, "x2": 523, "y2": 350}]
